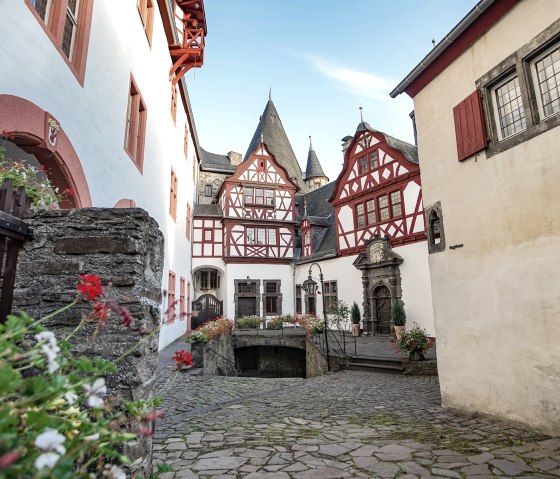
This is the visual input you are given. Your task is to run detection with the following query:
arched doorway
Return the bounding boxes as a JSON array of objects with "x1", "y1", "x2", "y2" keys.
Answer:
[
  {"x1": 373, "y1": 285, "x2": 391, "y2": 334},
  {"x1": 0, "y1": 95, "x2": 91, "y2": 208}
]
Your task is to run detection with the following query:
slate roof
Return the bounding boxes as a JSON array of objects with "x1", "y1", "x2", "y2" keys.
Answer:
[
  {"x1": 305, "y1": 145, "x2": 327, "y2": 179},
  {"x1": 356, "y1": 122, "x2": 418, "y2": 164},
  {"x1": 244, "y1": 99, "x2": 307, "y2": 192},
  {"x1": 295, "y1": 182, "x2": 337, "y2": 262},
  {"x1": 193, "y1": 204, "x2": 222, "y2": 217},
  {"x1": 201, "y1": 148, "x2": 236, "y2": 172}
]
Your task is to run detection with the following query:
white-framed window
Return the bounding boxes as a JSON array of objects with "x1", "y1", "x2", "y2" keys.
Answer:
[
  {"x1": 62, "y1": 0, "x2": 81, "y2": 61},
  {"x1": 532, "y1": 43, "x2": 560, "y2": 120},
  {"x1": 246, "y1": 227, "x2": 277, "y2": 246},
  {"x1": 244, "y1": 187, "x2": 274, "y2": 206},
  {"x1": 323, "y1": 281, "x2": 338, "y2": 312},
  {"x1": 491, "y1": 74, "x2": 526, "y2": 140}
]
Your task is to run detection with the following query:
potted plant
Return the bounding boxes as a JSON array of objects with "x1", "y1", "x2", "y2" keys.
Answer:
[
  {"x1": 236, "y1": 315, "x2": 262, "y2": 329},
  {"x1": 391, "y1": 299, "x2": 406, "y2": 340},
  {"x1": 351, "y1": 302, "x2": 361, "y2": 337},
  {"x1": 393, "y1": 323, "x2": 433, "y2": 361}
]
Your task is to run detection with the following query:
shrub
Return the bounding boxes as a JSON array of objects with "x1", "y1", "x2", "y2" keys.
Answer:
[
  {"x1": 393, "y1": 323, "x2": 433, "y2": 354},
  {"x1": 185, "y1": 317, "x2": 234, "y2": 344},
  {"x1": 391, "y1": 300, "x2": 406, "y2": 326},
  {"x1": 236, "y1": 315, "x2": 262, "y2": 329},
  {"x1": 351, "y1": 302, "x2": 361, "y2": 324}
]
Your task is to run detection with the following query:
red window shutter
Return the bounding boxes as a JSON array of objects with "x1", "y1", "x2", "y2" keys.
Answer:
[{"x1": 453, "y1": 90, "x2": 487, "y2": 161}]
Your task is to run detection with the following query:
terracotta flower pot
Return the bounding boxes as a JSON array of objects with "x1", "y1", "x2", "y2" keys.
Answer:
[
  {"x1": 394, "y1": 325, "x2": 405, "y2": 340},
  {"x1": 351, "y1": 323, "x2": 361, "y2": 337}
]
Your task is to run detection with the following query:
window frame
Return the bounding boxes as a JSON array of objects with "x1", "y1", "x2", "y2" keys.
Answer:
[
  {"x1": 167, "y1": 270, "x2": 176, "y2": 323},
  {"x1": 262, "y1": 280, "x2": 282, "y2": 316},
  {"x1": 204, "y1": 184, "x2": 212, "y2": 197},
  {"x1": 245, "y1": 226, "x2": 277, "y2": 246},
  {"x1": 490, "y1": 72, "x2": 527, "y2": 141},
  {"x1": 530, "y1": 42, "x2": 560, "y2": 121},
  {"x1": 243, "y1": 187, "x2": 274, "y2": 206},
  {"x1": 124, "y1": 75, "x2": 147, "y2": 172},
  {"x1": 354, "y1": 189, "x2": 403, "y2": 228},
  {"x1": 137, "y1": 0, "x2": 154, "y2": 45},
  {"x1": 179, "y1": 276, "x2": 186, "y2": 320},
  {"x1": 323, "y1": 280, "x2": 338, "y2": 313},
  {"x1": 26, "y1": 0, "x2": 94, "y2": 85},
  {"x1": 169, "y1": 169, "x2": 178, "y2": 220}
]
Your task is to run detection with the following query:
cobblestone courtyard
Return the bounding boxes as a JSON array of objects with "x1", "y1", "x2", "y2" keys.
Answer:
[{"x1": 153, "y1": 343, "x2": 560, "y2": 478}]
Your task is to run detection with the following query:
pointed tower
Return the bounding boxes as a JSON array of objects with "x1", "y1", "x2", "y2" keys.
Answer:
[
  {"x1": 244, "y1": 94, "x2": 307, "y2": 192},
  {"x1": 304, "y1": 136, "x2": 329, "y2": 191}
]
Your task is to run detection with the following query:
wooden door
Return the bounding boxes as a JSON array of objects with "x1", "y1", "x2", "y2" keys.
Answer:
[{"x1": 374, "y1": 285, "x2": 391, "y2": 334}]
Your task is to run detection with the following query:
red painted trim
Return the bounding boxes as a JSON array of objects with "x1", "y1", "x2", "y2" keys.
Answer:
[
  {"x1": 25, "y1": 0, "x2": 94, "y2": 87},
  {"x1": 337, "y1": 232, "x2": 427, "y2": 257},
  {"x1": 124, "y1": 73, "x2": 147, "y2": 173},
  {"x1": 405, "y1": 0, "x2": 522, "y2": 98},
  {"x1": 224, "y1": 257, "x2": 292, "y2": 264},
  {"x1": 0, "y1": 94, "x2": 92, "y2": 207}
]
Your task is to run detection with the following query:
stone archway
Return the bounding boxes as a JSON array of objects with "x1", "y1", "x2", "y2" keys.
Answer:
[{"x1": 0, "y1": 95, "x2": 92, "y2": 207}]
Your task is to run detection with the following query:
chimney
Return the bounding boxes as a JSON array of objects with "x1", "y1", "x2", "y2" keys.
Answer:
[{"x1": 228, "y1": 151, "x2": 242, "y2": 166}]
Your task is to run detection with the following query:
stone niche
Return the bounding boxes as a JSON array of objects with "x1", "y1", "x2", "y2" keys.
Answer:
[
  {"x1": 13, "y1": 208, "x2": 164, "y2": 478},
  {"x1": 353, "y1": 235, "x2": 403, "y2": 335}
]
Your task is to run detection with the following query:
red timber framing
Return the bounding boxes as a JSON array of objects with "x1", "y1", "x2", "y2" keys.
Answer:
[
  {"x1": 301, "y1": 219, "x2": 312, "y2": 257},
  {"x1": 192, "y1": 217, "x2": 222, "y2": 258},
  {"x1": 156, "y1": 0, "x2": 207, "y2": 87},
  {"x1": 213, "y1": 143, "x2": 297, "y2": 264},
  {"x1": 330, "y1": 130, "x2": 426, "y2": 256}
]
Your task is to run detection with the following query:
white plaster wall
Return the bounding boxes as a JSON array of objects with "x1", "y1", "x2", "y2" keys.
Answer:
[
  {"x1": 412, "y1": 0, "x2": 560, "y2": 434},
  {"x1": 0, "y1": 2, "x2": 198, "y2": 350},
  {"x1": 294, "y1": 245, "x2": 433, "y2": 334},
  {"x1": 224, "y1": 264, "x2": 295, "y2": 319}
]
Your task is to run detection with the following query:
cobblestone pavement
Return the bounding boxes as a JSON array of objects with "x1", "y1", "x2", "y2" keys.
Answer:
[{"x1": 153, "y1": 346, "x2": 559, "y2": 478}]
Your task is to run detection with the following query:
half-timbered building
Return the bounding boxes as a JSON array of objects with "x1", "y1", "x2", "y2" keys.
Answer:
[{"x1": 192, "y1": 96, "x2": 434, "y2": 335}]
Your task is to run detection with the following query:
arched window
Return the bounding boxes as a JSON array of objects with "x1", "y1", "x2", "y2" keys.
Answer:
[{"x1": 426, "y1": 202, "x2": 445, "y2": 253}]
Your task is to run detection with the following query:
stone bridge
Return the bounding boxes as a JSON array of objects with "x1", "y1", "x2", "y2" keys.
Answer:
[{"x1": 197, "y1": 329, "x2": 328, "y2": 378}]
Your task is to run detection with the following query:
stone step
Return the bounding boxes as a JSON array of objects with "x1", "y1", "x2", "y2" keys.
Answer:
[
  {"x1": 348, "y1": 360, "x2": 403, "y2": 374},
  {"x1": 188, "y1": 367, "x2": 204, "y2": 376}
]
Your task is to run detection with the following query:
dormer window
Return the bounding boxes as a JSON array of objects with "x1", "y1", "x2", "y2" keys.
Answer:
[
  {"x1": 244, "y1": 187, "x2": 274, "y2": 206},
  {"x1": 358, "y1": 149, "x2": 379, "y2": 175},
  {"x1": 304, "y1": 231, "x2": 311, "y2": 245}
]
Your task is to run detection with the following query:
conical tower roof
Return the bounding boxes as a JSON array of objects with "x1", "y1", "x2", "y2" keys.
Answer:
[
  {"x1": 244, "y1": 97, "x2": 307, "y2": 192},
  {"x1": 305, "y1": 137, "x2": 327, "y2": 180}
]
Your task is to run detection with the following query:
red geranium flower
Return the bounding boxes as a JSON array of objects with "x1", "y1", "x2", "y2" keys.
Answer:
[
  {"x1": 171, "y1": 349, "x2": 194, "y2": 370},
  {"x1": 63, "y1": 187, "x2": 75, "y2": 197},
  {"x1": 77, "y1": 274, "x2": 103, "y2": 300},
  {"x1": 92, "y1": 301, "x2": 109, "y2": 326}
]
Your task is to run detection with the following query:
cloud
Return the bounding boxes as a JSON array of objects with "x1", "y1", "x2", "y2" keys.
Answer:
[{"x1": 304, "y1": 54, "x2": 394, "y2": 101}]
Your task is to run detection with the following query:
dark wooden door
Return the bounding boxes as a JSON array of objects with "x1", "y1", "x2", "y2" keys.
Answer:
[
  {"x1": 238, "y1": 297, "x2": 257, "y2": 317},
  {"x1": 374, "y1": 286, "x2": 391, "y2": 334},
  {"x1": 306, "y1": 296, "x2": 316, "y2": 315}
]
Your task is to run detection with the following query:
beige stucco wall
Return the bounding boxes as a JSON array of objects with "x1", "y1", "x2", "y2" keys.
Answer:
[{"x1": 412, "y1": 0, "x2": 560, "y2": 435}]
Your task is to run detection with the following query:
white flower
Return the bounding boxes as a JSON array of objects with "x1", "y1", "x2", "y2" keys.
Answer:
[
  {"x1": 84, "y1": 433, "x2": 100, "y2": 441},
  {"x1": 108, "y1": 465, "x2": 127, "y2": 479},
  {"x1": 83, "y1": 378, "x2": 107, "y2": 409},
  {"x1": 35, "y1": 331, "x2": 57, "y2": 346},
  {"x1": 35, "y1": 428, "x2": 66, "y2": 455},
  {"x1": 36, "y1": 332, "x2": 61, "y2": 374},
  {"x1": 34, "y1": 452, "x2": 60, "y2": 470},
  {"x1": 64, "y1": 391, "x2": 78, "y2": 405}
]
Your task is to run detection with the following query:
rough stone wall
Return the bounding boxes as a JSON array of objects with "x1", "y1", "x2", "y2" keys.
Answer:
[
  {"x1": 305, "y1": 337, "x2": 327, "y2": 377},
  {"x1": 203, "y1": 334, "x2": 237, "y2": 376},
  {"x1": 13, "y1": 208, "x2": 164, "y2": 478},
  {"x1": 403, "y1": 359, "x2": 438, "y2": 376},
  {"x1": 197, "y1": 171, "x2": 228, "y2": 205}
]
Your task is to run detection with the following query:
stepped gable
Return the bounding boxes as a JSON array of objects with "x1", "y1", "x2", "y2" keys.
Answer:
[
  {"x1": 244, "y1": 98, "x2": 307, "y2": 192},
  {"x1": 305, "y1": 141, "x2": 326, "y2": 179},
  {"x1": 295, "y1": 182, "x2": 337, "y2": 261}
]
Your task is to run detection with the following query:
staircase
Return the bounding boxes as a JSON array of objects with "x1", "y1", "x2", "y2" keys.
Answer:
[{"x1": 348, "y1": 355, "x2": 403, "y2": 374}]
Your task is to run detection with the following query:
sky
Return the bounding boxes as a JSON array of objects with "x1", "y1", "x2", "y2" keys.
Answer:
[{"x1": 187, "y1": 0, "x2": 478, "y2": 182}]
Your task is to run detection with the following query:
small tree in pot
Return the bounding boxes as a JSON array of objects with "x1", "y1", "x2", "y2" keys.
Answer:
[
  {"x1": 351, "y1": 302, "x2": 361, "y2": 337},
  {"x1": 391, "y1": 299, "x2": 406, "y2": 340}
]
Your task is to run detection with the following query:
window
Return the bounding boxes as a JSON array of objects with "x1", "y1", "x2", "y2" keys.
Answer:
[
  {"x1": 492, "y1": 75, "x2": 526, "y2": 140},
  {"x1": 27, "y1": 0, "x2": 93, "y2": 84},
  {"x1": 246, "y1": 227, "x2": 277, "y2": 246},
  {"x1": 186, "y1": 203, "x2": 191, "y2": 241},
  {"x1": 378, "y1": 195, "x2": 390, "y2": 221},
  {"x1": 356, "y1": 203, "x2": 365, "y2": 228},
  {"x1": 390, "y1": 191, "x2": 402, "y2": 217},
  {"x1": 137, "y1": 0, "x2": 154, "y2": 44},
  {"x1": 167, "y1": 270, "x2": 176, "y2": 322},
  {"x1": 179, "y1": 276, "x2": 186, "y2": 320},
  {"x1": 204, "y1": 184, "x2": 212, "y2": 197},
  {"x1": 62, "y1": 0, "x2": 80, "y2": 60},
  {"x1": 366, "y1": 199, "x2": 376, "y2": 224},
  {"x1": 169, "y1": 169, "x2": 178, "y2": 220},
  {"x1": 358, "y1": 149, "x2": 379, "y2": 175},
  {"x1": 204, "y1": 229, "x2": 213, "y2": 242},
  {"x1": 186, "y1": 281, "x2": 191, "y2": 321},
  {"x1": 170, "y1": 82, "x2": 178, "y2": 124},
  {"x1": 124, "y1": 77, "x2": 147, "y2": 170},
  {"x1": 425, "y1": 202, "x2": 446, "y2": 254},
  {"x1": 323, "y1": 281, "x2": 338, "y2": 312},
  {"x1": 199, "y1": 270, "x2": 218, "y2": 290},
  {"x1": 237, "y1": 282, "x2": 257, "y2": 294},
  {"x1": 263, "y1": 280, "x2": 281, "y2": 315},
  {"x1": 533, "y1": 44, "x2": 560, "y2": 119},
  {"x1": 244, "y1": 187, "x2": 274, "y2": 206},
  {"x1": 304, "y1": 231, "x2": 311, "y2": 245},
  {"x1": 296, "y1": 284, "x2": 302, "y2": 314}
]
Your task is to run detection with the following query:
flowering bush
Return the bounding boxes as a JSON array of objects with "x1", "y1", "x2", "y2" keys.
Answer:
[
  {"x1": 171, "y1": 350, "x2": 194, "y2": 370},
  {"x1": 294, "y1": 314, "x2": 324, "y2": 335},
  {"x1": 393, "y1": 323, "x2": 434, "y2": 355},
  {"x1": 0, "y1": 130, "x2": 66, "y2": 208},
  {"x1": 0, "y1": 275, "x2": 167, "y2": 477},
  {"x1": 185, "y1": 317, "x2": 234, "y2": 344}
]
